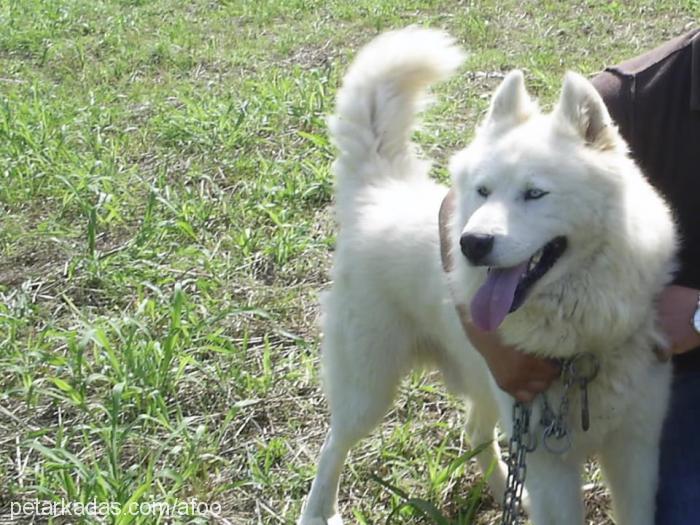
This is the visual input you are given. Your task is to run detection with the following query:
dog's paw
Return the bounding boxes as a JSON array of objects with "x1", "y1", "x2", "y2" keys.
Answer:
[{"x1": 298, "y1": 514, "x2": 344, "y2": 525}]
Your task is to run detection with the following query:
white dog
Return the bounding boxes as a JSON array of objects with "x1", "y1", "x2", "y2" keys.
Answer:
[{"x1": 299, "y1": 27, "x2": 677, "y2": 525}]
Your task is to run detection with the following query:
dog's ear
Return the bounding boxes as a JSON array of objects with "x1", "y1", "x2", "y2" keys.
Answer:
[
  {"x1": 482, "y1": 70, "x2": 535, "y2": 131},
  {"x1": 554, "y1": 72, "x2": 618, "y2": 150}
]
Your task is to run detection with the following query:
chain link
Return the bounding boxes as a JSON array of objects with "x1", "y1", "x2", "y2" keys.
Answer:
[
  {"x1": 540, "y1": 353, "x2": 599, "y2": 453},
  {"x1": 500, "y1": 353, "x2": 600, "y2": 525},
  {"x1": 540, "y1": 360, "x2": 575, "y2": 454},
  {"x1": 500, "y1": 401, "x2": 533, "y2": 525}
]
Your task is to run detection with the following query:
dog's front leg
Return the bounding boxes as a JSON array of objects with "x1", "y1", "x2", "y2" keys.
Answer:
[
  {"x1": 598, "y1": 364, "x2": 669, "y2": 525},
  {"x1": 524, "y1": 449, "x2": 584, "y2": 525},
  {"x1": 599, "y1": 424, "x2": 661, "y2": 525}
]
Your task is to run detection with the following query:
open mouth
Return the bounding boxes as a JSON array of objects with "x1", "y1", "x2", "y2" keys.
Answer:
[{"x1": 470, "y1": 236, "x2": 568, "y2": 332}]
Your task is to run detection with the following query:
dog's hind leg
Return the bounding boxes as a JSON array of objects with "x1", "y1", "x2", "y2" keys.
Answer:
[
  {"x1": 298, "y1": 294, "x2": 413, "y2": 525},
  {"x1": 298, "y1": 429, "x2": 352, "y2": 525}
]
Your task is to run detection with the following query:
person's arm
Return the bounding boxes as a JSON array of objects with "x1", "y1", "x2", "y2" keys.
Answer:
[
  {"x1": 467, "y1": 285, "x2": 700, "y2": 402},
  {"x1": 461, "y1": 318, "x2": 560, "y2": 402},
  {"x1": 658, "y1": 285, "x2": 700, "y2": 356}
]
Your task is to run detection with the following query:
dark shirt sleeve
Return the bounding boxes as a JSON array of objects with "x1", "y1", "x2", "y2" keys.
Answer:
[{"x1": 593, "y1": 33, "x2": 700, "y2": 364}]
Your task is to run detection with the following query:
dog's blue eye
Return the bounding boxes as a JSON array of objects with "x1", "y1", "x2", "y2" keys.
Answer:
[
  {"x1": 477, "y1": 186, "x2": 490, "y2": 198},
  {"x1": 524, "y1": 188, "x2": 549, "y2": 200}
]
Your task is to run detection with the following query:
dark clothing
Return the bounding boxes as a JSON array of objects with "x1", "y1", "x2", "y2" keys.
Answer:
[
  {"x1": 593, "y1": 30, "x2": 700, "y2": 524},
  {"x1": 656, "y1": 365, "x2": 700, "y2": 523},
  {"x1": 593, "y1": 29, "x2": 700, "y2": 369}
]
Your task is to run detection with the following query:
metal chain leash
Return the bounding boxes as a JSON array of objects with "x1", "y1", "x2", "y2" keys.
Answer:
[
  {"x1": 540, "y1": 369, "x2": 574, "y2": 454},
  {"x1": 500, "y1": 353, "x2": 600, "y2": 525},
  {"x1": 500, "y1": 401, "x2": 535, "y2": 525},
  {"x1": 540, "y1": 353, "x2": 599, "y2": 453}
]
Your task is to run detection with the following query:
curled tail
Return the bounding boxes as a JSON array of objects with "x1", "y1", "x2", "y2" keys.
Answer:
[{"x1": 329, "y1": 27, "x2": 466, "y2": 203}]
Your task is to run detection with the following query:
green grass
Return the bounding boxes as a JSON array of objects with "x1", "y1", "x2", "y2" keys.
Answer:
[{"x1": 0, "y1": 1, "x2": 697, "y2": 524}]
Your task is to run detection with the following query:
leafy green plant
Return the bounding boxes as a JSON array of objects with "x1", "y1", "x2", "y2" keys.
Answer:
[
  {"x1": 0, "y1": 1, "x2": 694, "y2": 524},
  {"x1": 372, "y1": 442, "x2": 495, "y2": 524}
]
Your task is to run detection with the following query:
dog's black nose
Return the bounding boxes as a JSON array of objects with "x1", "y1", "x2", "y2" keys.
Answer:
[{"x1": 460, "y1": 233, "x2": 495, "y2": 265}]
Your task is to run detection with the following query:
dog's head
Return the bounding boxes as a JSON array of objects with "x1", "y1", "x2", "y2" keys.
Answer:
[{"x1": 449, "y1": 71, "x2": 629, "y2": 332}]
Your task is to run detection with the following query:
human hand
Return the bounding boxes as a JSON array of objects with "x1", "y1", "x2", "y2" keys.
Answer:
[
  {"x1": 657, "y1": 285, "x2": 700, "y2": 357},
  {"x1": 461, "y1": 314, "x2": 561, "y2": 402}
]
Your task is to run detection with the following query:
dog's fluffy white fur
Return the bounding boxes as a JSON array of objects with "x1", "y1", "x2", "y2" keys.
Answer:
[{"x1": 299, "y1": 27, "x2": 678, "y2": 525}]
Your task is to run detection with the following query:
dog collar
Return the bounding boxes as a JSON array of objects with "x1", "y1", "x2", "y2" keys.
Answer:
[
  {"x1": 438, "y1": 188, "x2": 475, "y2": 332},
  {"x1": 438, "y1": 188, "x2": 456, "y2": 274}
]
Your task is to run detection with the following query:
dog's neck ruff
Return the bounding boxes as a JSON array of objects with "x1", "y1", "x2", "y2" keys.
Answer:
[{"x1": 438, "y1": 188, "x2": 667, "y2": 362}]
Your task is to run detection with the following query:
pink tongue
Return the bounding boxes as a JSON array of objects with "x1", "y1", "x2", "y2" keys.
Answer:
[{"x1": 470, "y1": 262, "x2": 528, "y2": 332}]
